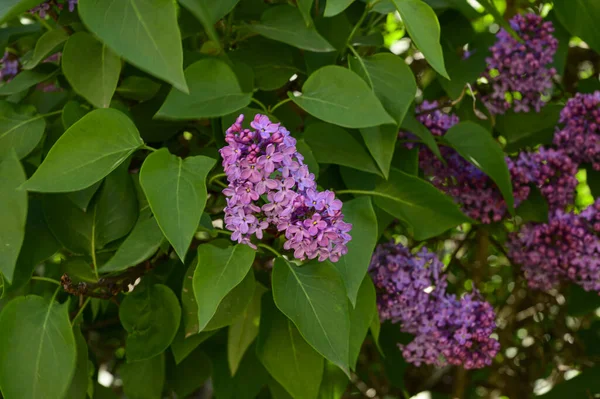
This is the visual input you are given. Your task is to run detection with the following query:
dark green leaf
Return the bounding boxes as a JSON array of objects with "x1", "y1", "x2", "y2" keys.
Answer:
[
  {"x1": 496, "y1": 105, "x2": 561, "y2": 151},
  {"x1": 167, "y1": 348, "x2": 212, "y2": 397},
  {"x1": 444, "y1": 121, "x2": 514, "y2": 211},
  {"x1": 272, "y1": 258, "x2": 350, "y2": 375},
  {"x1": 178, "y1": 0, "x2": 222, "y2": 47},
  {"x1": 567, "y1": 285, "x2": 600, "y2": 316},
  {"x1": 212, "y1": 343, "x2": 269, "y2": 399},
  {"x1": 79, "y1": 0, "x2": 188, "y2": 92},
  {"x1": 0, "y1": 151, "x2": 27, "y2": 283},
  {"x1": 391, "y1": 0, "x2": 448, "y2": 78},
  {"x1": 0, "y1": 0, "x2": 47, "y2": 24},
  {"x1": 297, "y1": 0, "x2": 314, "y2": 26},
  {"x1": 228, "y1": 283, "x2": 266, "y2": 375},
  {"x1": 359, "y1": 124, "x2": 398, "y2": 179},
  {"x1": 21, "y1": 29, "x2": 68, "y2": 70},
  {"x1": 193, "y1": 243, "x2": 256, "y2": 332},
  {"x1": 249, "y1": 6, "x2": 334, "y2": 52},
  {"x1": 349, "y1": 277, "x2": 376, "y2": 369},
  {"x1": 334, "y1": 197, "x2": 377, "y2": 306},
  {"x1": 140, "y1": 149, "x2": 215, "y2": 261},
  {"x1": 0, "y1": 101, "x2": 45, "y2": 161},
  {"x1": 171, "y1": 327, "x2": 216, "y2": 364},
  {"x1": 120, "y1": 354, "x2": 165, "y2": 399},
  {"x1": 65, "y1": 328, "x2": 90, "y2": 399},
  {"x1": 291, "y1": 66, "x2": 395, "y2": 128},
  {"x1": 515, "y1": 186, "x2": 548, "y2": 223},
  {"x1": 182, "y1": 260, "x2": 201, "y2": 336},
  {"x1": 296, "y1": 138, "x2": 319, "y2": 178},
  {"x1": 205, "y1": 269, "x2": 256, "y2": 331},
  {"x1": 538, "y1": 366, "x2": 600, "y2": 398},
  {"x1": 317, "y1": 361, "x2": 348, "y2": 399},
  {"x1": 61, "y1": 100, "x2": 89, "y2": 130},
  {"x1": 62, "y1": 32, "x2": 121, "y2": 109},
  {"x1": 324, "y1": 0, "x2": 354, "y2": 17},
  {"x1": 304, "y1": 122, "x2": 381, "y2": 176},
  {"x1": 0, "y1": 64, "x2": 57, "y2": 96},
  {"x1": 23, "y1": 108, "x2": 143, "y2": 193},
  {"x1": 156, "y1": 58, "x2": 251, "y2": 119},
  {"x1": 65, "y1": 181, "x2": 101, "y2": 212},
  {"x1": 0, "y1": 296, "x2": 76, "y2": 399},
  {"x1": 119, "y1": 284, "x2": 181, "y2": 361},
  {"x1": 257, "y1": 296, "x2": 323, "y2": 399},
  {"x1": 554, "y1": 0, "x2": 600, "y2": 54},
  {"x1": 349, "y1": 52, "x2": 416, "y2": 125},
  {"x1": 400, "y1": 113, "x2": 443, "y2": 160},
  {"x1": 116, "y1": 76, "x2": 161, "y2": 102}
]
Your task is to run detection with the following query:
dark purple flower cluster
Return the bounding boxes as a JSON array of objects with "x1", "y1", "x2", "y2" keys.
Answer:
[
  {"x1": 369, "y1": 242, "x2": 500, "y2": 369},
  {"x1": 29, "y1": 0, "x2": 77, "y2": 17},
  {"x1": 0, "y1": 52, "x2": 19, "y2": 82},
  {"x1": 554, "y1": 91, "x2": 600, "y2": 170},
  {"x1": 220, "y1": 114, "x2": 352, "y2": 262},
  {"x1": 482, "y1": 13, "x2": 557, "y2": 114},
  {"x1": 508, "y1": 200, "x2": 600, "y2": 292}
]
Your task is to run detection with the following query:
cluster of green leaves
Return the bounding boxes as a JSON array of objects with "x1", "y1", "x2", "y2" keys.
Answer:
[{"x1": 1, "y1": 0, "x2": 600, "y2": 398}]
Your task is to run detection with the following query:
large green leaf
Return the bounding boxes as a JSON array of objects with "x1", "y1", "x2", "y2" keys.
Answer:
[
  {"x1": 554, "y1": 0, "x2": 600, "y2": 54},
  {"x1": 100, "y1": 216, "x2": 165, "y2": 272},
  {"x1": 334, "y1": 197, "x2": 377, "y2": 307},
  {"x1": 391, "y1": 0, "x2": 448, "y2": 78},
  {"x1": 62, "y1": 32, "x2": 121, "y2": 109},
  {"x1": 0, "y1": 151, "x2": 27, "y2": 283},
  {"x1": 228, "y1": 283, "x2": 266, "y2": 375},
  {"x1": 0, "y1": 0, "x2": 47, "y2": 24},
  {"x1": 0, "y1": 101, "x2": 45, "y2": 161},
  {"x1": 120, "y1": 354, "x2": 165, "y2": 399},
  {"x1": 156, "y1": 58, "x2": 252, "y2": 119},
  {"x1": 257, "y1": 296, "x2": 323, "y2": 399},
  {"x1": 249, "y1": 6, "x2": 334, "y2": 52},
  {"x1": 444, "y1": 121, "x2": 514, "y2": 211},
  {"x1": 371, "y1": 168, "x2": 470, "y2": 240},
  {"x1": 119, "y1": 284, "x2": 181, "y2": 361},
  {"x1": 79, "y1": 0, "x2": 188, "y2": 92},
  {"x1": 290, "y1": 66, "x2": 395, "y2": 128},
  {"x1": 139, "y1": 149, "x2": 215, "y2": 261},
  {"x1": 304, "y1": 123, "x2": 381, "y2": 176},
  {"x1": 22, "y1": 108, "x2": 143, "y2": 192},
  {"x1": 349, "y1": 52, "x2": 416, "y2": 125},
  {"x1": 359, "y1": 124, "x2": 398, "y2": 179},
  {"x1": 324, "y1": 0, "x2": 354, "y2": 17},
  {"x1": 204, "y1": 270, "x2": 257, "y2": 331},
  {"x1": 193, "y1": 243, "x2": 256, "y2": 332},
  {"x1": 21, "y1": 29, "x2": 68, "y2": 70},
  {"x1": 0, "y1": 296, "x2": 76, "y2": 399},
  {"x1": 272, "y1": 258, "x2": 350, "y2": 375},
  {"x1": 349, "y1": 277, "x2": 376, "y2": 369}
]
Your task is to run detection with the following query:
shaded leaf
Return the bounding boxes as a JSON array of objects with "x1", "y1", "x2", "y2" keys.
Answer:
[
  {"x1": 349, "y1": 277, "x2": 376, "y2": 369},
  {"x1": 324, "y1": 0, "x2": 354, "y2": 17},
  {"x1": 21, "y1": 29, "x2": 68, "y2": 70},
  {"x1": 0, "y1": 100, "x2": 45, "y2": 161},
  {"x1": 359, "y1": 124, "x2": 398, "y2": 179},
  {"x1": 120, "y1": 354, "x2": 165, "y2": 399},
  {"x1": 0, "y1": 64, "x2": 57, "y2": 96},
  {"x1": 554, "y1": 0, "x2": 600, "y2": 54}
]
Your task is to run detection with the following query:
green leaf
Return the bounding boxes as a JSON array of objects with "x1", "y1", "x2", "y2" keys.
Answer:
[
  {"x1": 171, "y1": 327, "x2": 216, "y2": 364},
  {"x1": 21, "y1": 29, "x2": 68, "y2": 70},
  {"x1": 272, "y1": 258, "x2": 350, "y2": 375},
  {"x1": 400, "y1": 113, "x2": 443, "y2": 160},
  {"x1": 554, "y1": 0, "x2": 600, "y2": 54},
  {"x1": 0, "y1": 296, "x2": 76, "y2": 399},
  {"x1": 317, "y1": 361, "x2": 348, "y2": 399},
  {"x1": 444, "y1": 121, "x2": 514, "y2": 210},
  {"x1": 100, "y1": 216, "x2": 165, "y2": 272},
  {"x1": 139, "y1": 149, "x2": 215, "y2": 261},
  {"x1": 324, "y1": 0, "x2": 354, "y2": 17},
  {"x1": 297, "y1": 0, "x2": 314, "y2": 26},
  {"x1": 304, "y1": 122, "x2": 381, "y2": 176},
  {"x1": 290, "y1": 66, "x2": 395, "y2": 128},
  {"x1": 182, "y1": 260, "x2": 201, "y2": 336},
  {"x1": 62, "y1": 32, "x2": 121, "y2": 109},
  {"x1": 65, "y1": 328, "x2": 90, "y2": 399},
  {"x1": 391, "y1": 0, "x2": 448, "y2": 78},
  {"x1": 65, "y1": 181, "x2": 101, "y2": 212},
  {"x1": 0, "y1": 0, "x2": 47, "y2": 24},
  {"x1": 495, "y1": 105, "x2": 561, "y2": 151},
  {"x1": 205, "y1": 270, "x2": 257, "y2": 331},
  {"x1": 167, "y1": 348, "x2": 212, "y2": 397},
  {"x1": 116, "y1": 76, "x2": 161, "y2": 102},
  {"x1": 61, "y1": 100, "x2": 90, "y2": 130},
  {"x1": 349, "y1": 52, "x2": 416, "y2": 125},
  {"x1": 359, "y1": 124, "x2": 398, "y2": 179},
  {"x1": 119, "y1": 284, "x2": 181, "y2": 361},
  {"x1": 79, "y1": 0, "x2": 188, "y2": 93},
  {"x1": 334, "y1": 197, "x2": 377, "y2": 307},
  {"x1": 193, "y1": 243, "x2": 256, "y2": 332},
  {"x1": 156, "y1": 58, "x2": 252, "y2": 120},
  {"x1": 120, "y1": 354, "x2": 165, "y2": 399},
  {"x1": 249, "y1": 6, "x2": 334, "y2": 52},
  {"x1": 538, "y1": 366, "x2": 600, "y2": 398},
  {"x1": 23, "y1": 108, "x2": 143, "y2": 192},
  {"x1": 0, "y1": 64, "x2": 57, "y2": 96},
  {"x1": 257, "y1": 296, "x2": 324, "y2": 399},
  {"x1": 212, "y1": 343, "x2": 269, "y2": 399},
  {"x1": 0, "y1": 101, "x2": 46, "y2": 161},
  {"x1": 204, "y1": 0, "x2": 240, "y2": 23},
  {"x1": 178, "y1": 0, "x2": 222, "y2": 48},
  {"x1": 0, "y1": 151, "x2": 27, "y2": 283},
  {"x1": 228, "y1": 283, "x2": 266, "y2": 375},
  {"x1": 372, "y1": 168, "x2": 471, "y2": 240},
  {"x1": 349, "y1": 277, "x2": 376, "y2": 369},
  {"x1": 516, "y1": 186, "x2": 549, "y2": 223}
]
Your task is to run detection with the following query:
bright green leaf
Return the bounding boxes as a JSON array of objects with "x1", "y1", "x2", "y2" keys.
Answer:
[{"x1": 0, "y1": 101, "x2": 45, "y2": 161}]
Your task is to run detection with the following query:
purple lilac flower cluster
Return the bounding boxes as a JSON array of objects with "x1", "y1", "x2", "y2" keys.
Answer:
[
  {"x1": 369, "y1": 242, "x2": 500, "y2": 369},
  {"x1": 220, "y1": 114, "x2": 352, "y2": 262},
  {"x1": 553, "y1": 91, "x2": 600, "y2": 170},
  {"x1": 482, "y1": 13, "x2": 557, "y2": 114},
  {"x1": 30, "y1": 0, "x2": 77, "y2": 17},
  {"x1": 508, "y1": 199, "x2": 600, "y2": 292},
  {"x1": 0, "y1": 52, "x2": 19, "y2": 82}
]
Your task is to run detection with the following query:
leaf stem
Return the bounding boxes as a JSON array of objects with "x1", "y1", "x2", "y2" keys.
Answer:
[
  {"x1": 335, "y1": 189, "x2": 397, "y2": 202},
  {"x1": 208, "y1": 173, "x2": 227, "y2": 186},
  {"x1": 270, "y1": 98, "x2": 292, "y2": 113},
  {"x1": 91, "y1": 208, "x2": 99, "y2": 281},
  {"x1": 346, "y1": 5, "x2": 370, "y2": 49},
  {"x1": 31, "y1": 276, "x2": 62, "y2": 286},
  {"x1": 216, "y1": 229, "x2": 232, "y2": 236},
  {"x1": 141, "y1": 145, "x2": 158, "y2": 152},
  {"x1": 258, "y1": 243, "x2": 282, "y2": 258},
  {"x1": 41, "y1": 110, "x2": 63, "y2": 118},
  {"x1": 34, "y1": 15, "x2": 54, "y2": 31},
  {"x1": 251, "y1": 98, "x2": 269, "y2": 114},
  {"x1": 346, "y1": 44, "x2": 374, "y2": 89},
  {"x1": 71, "y1": 297, "x2": 91, "y2": 326}
]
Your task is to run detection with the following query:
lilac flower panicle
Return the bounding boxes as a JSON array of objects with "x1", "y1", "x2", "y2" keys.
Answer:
[
  {"x1": 369, "y1": 242, "x2": 500, "y2": 369},
  {"x1": 0, "y1": 52, "x2": 19, "y2": 83},
  {"x1": 554, "y1": 91, "x2": 600, "y2": 170},
  {"x1": 483, "y1": 13, "x2": 558, "y2": 114},
  {"x1": 509, "y1": 199, "x2": 600, "y2": 292},
  {"x1": 220, "y1": 114, "x2": 351, "y2": 262},
  {"x1": 29, "y1": 0, "x2": 77, "y2": 17}
]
